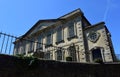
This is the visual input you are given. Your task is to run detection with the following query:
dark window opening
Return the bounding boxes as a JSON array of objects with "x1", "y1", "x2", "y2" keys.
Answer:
[
  {"x1": 68, "y1": 45, "x2": 77, "y2": 61},
  {"x1": 56, "y1": 49, "x2": 63, "y2": 60},
  {"x1": 56, "y1": 27, "x2": 64, "y2": 44},
  {"x1": 44, "y1": 51, "x2": 51, "y2": 59},
  {"x1": 46, "y1": 33, "x2": 52, "y2": 46},
  {"x1": 92, "y1": 48, "x2": 102, "y2": 61},
  {"x1": 67, "y1": 22, "x2": 77, "y2": 40},
  {"x1": 36, "y1": 36, "x2": 43, "y2": 50}
]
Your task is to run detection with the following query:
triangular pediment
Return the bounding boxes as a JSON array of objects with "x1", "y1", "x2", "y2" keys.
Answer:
[
  {"x1": 21, "y1": 19, "x2": 62, "y2": 37},
  {"x1": 28, "y1": 21, "x2": 56, "y2": 36},
  {"x1": 20, "y1": 8, "x2": 90, "y2": 40}
]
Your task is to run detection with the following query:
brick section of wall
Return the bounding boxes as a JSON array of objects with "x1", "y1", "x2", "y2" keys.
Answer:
[{"x1": 0, "y1": 54, "x2": 120, "y2": 77}]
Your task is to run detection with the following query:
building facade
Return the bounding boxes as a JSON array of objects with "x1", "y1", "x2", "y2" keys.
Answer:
[{"x1": 14, "y1": 9, "x2": 116, "y2": 62}]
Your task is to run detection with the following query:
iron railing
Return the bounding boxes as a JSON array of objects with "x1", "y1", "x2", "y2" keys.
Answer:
[
  {"x1": 0, "y1": 32, "x2": 119, "y2": 62},
  {"x1": 0, "y1": 32, "x2": 17, "y2": 55},
  {"x1": 0, "y1": 32, "x2": 78, "y2": 61},
  {"x1": 0, "y1": 32, "x2": 66, "y2": 56}
]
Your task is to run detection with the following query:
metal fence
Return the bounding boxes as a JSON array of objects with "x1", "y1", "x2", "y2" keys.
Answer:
[
  {"x1": 0, "y1": 32, "x2": 17, "y2": 55},
  {"x1": 0, "y1": 32, "x2": 120, "y2": 62},
  {"x1": 0, "y1": 32, "x2": 77, "y2": 61},
  {"x1": 0, "y1": 32, "x2": 65, "y2": 56}
]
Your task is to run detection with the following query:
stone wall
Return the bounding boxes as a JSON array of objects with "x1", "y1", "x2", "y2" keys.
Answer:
[{"x1": 0, "y1": 54, "x2": 120, "y2": 77}]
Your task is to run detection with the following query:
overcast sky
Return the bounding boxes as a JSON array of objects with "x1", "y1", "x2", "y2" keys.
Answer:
[{"x1": 0, "y1": 0, "x2": 120, "y2": 54}]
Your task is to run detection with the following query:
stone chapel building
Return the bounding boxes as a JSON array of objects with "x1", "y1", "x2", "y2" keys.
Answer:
[{"x1": 14, "y1": 8, "x2": 116, "y2": 62}]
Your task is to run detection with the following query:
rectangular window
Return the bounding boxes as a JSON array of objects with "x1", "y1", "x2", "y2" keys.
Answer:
[
  {"x1": 37, "y1": 36, "x2": 43, "y2": 50},
  {"x1": 67, "y1": 22, "x2": 77, "y2": 40},
  {"x1": 22, "y1": 41, "x2": 26, "y2": 54},
  {"x1": 68, "y1": 25, "x2": 74, "y2": 37},
  {"x1": 15, "y1": 43, "x2": 20, "y2": 54},
  {"x1": 44, "y1": 51, "x2": 51, "y2": 59},
  {"x1": 57, "y1": 29, "x2": 62, "y2": 42},
  {"x1": 28, "y1": 38, "x2": 34, "y2": 53},
  {"x1": 56, "y1": 27, "x2": 64, "y2": 44},
  {"x1": 56, "y1": 50, "x2": 63, "y2": 60},
  {"x1": 30, "y1": 39, "x2": 34, "y2": 51},
  {"x1": 46, "y1": 33, "x2": 52, "y2": 46}
]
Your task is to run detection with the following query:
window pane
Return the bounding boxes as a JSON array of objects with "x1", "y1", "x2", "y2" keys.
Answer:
[
  {"x1": 57, "y1": 28, "x2": 62, "y2": 42},
  {"x1": 68, "y1": 22, "x2": 75, "y2": 38},
  {"x1": 92, "y1": 49, "x2": 102, "y2": 61},
  {"x1": 68, "y1": 46, "x2": 77, "y2": 61},
  {"x1": 45, "y1": 51, "x2": 50, "y2": 59},
  {"x1": 29, "y1": 39, "x2": 34, "y2": 51},
  {"x1": 47, "y1": 34, "x2": 52, "y2": 45},
  {"x1": 37, "y1": 36, "x2": 42, "y2": 49},
  {"x1": 56, "y1": 50, "x2": 62, "y2": 60},
  {"x1": 22, "y1": 41, "x2": 26, "y2": 54}
]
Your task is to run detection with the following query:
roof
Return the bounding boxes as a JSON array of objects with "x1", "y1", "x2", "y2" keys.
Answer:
[
  {"x1": 17, "y1": 8, "x2": 91, "y2": 41},
  {"x1": 21, "y1": 8, "x2": 85, "y2": 37},
  {"x1": 85, "y1": 22, "x2": 105, "y2": 29},
  {"x1": 59, "y1": 8, "x2": 83, "y2": 19},
  {"x1": 22, "y1": 19, "x2": 63, "y2": 38},
  {"x1": 84, "y1": 21, "x2": 108, "y2": 31},
  {"x1": 59, "y1": 8, "x2": 91, "y2": 25},
  {"x1": 84, "y1": 21, "x2": 111, "y2": 36}
]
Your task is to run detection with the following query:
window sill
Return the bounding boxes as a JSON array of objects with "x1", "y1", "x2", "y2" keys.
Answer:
[
  {"x1": 36, "y1": 47, "x2": 43, "y2": 52},
  {"x1": 28, "y1": 50, "x2": 34, "y2": 53},
  {"x1": 45, "y1": 44, "x2": 53, "y2": 48},
  {"x1": 56, "y1": 40, "x2": 64, "y2": 45},
  {"x1": 67, "y1": 36, "x2": 78, "y2": 41}
]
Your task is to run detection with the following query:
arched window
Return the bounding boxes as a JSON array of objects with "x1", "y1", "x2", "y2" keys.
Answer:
[{"x1": 68, "y1": 45, "x2": 77, "y2": 61}]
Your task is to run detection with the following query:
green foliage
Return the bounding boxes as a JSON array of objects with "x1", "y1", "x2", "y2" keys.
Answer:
[
  {"x1": 15, "y1": 54, "x2": 37, "y2": 59},
  {"x1": 94, "y1": 58, "x2": 103, "y2": 64},
  {"x1": 15, "y1": 54, "x2": 25, "y2": 58},
  {"x1": 66, "y1": 56, "x2": 72, "y2": 61},
  {"x1": 14, "y1": 54, "x2": 39, "y2": 69}
]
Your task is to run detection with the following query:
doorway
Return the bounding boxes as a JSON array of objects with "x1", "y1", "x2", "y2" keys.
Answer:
[{"x1": 92, "y1": 48, "x2": 103, "y2": 62}]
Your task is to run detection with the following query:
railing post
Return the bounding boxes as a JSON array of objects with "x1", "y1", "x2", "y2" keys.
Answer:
[
  {"x1": 0, "y1": 34, "x2": 5, "y2": 53},
  {"x1": 5, "y1": 36, "x2": 9, "y2": 53},
  {"x1": 0, "y1": 32, "x2": 17, "y2": 55},
  {"x1": 9, "y1": 37, "x2": 13, "y2": 54}
]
